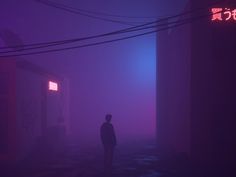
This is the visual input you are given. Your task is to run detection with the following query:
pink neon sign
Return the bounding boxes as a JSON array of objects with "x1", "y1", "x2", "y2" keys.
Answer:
[
  {"x1": 211, "y1": 8, "x2": 236, "y2": 21},
  {"x1": 48, "y1": 81, "x2": 58, "y2": 91}
]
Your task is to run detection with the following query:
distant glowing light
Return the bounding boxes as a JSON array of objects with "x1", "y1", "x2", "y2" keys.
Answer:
[
  {"x1": 48, "y1": 81, "x2": 58, "y2": 91},
  {"x1": 211, "y1": 8, "x2": 236, "y2": 22}
]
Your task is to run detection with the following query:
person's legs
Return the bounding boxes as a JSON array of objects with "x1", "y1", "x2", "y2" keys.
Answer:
[
  {"x1": 107, "y1": 145, "x2": 114, "y2": 169},
  {"x1": 104, "y1": 145, "x2": 114, "y2": 174},
  {"x1": 104, "y1": 145, "x2": 109, "y2": 170}
]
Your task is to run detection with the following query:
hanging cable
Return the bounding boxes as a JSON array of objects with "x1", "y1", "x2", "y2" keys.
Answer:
[
  {"x1": 38, "y1": 0, "x2": 159, "y2": 19},
  {"x1": 0, "y1": 20, "x2": 189, "y2": 54},
  {"x1": 0, "y1": 0, "x2": 220, "y2": 50},
  {"x1": 36, "y1": 0, "x2": 228, "y2": 25},
  {"x1": 0, "y1": 13, "x2": 218, "y2": 58},
  {"x1": 36, "y1": 0, "x2": 136, "y2": 26},
  {"x1": 0, "y1": 0, "x2": 232, "y2": 57}
]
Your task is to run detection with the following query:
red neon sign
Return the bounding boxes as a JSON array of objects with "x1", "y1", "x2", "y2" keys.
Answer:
[
  {"x1": 211, "y1": 8, "x2": 236, "y2": 21},
  {"x1": 48, "y1": 81, "x2": 58, "y2": 91}
]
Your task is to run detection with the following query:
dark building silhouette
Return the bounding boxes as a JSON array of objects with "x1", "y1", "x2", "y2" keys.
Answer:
[
  {"x1": 0, "y1": 59, "x2": 70, "y2": 163},
  {"x1": 157, "y1": 0, "x2": 236, "y2": 175}
]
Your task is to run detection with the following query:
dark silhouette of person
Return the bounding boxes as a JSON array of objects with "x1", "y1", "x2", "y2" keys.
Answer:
[{"x1": 100, "y1": 114, "x2": 116, "y2": 173}]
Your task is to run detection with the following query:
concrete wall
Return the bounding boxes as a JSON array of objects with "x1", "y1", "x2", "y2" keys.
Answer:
[
  {"x1": 190, "y1": 0, "x2": 236, "y2": 172},
  {"x1": 0, "y1": 59, "x2": 16, "y2": 163},
  {"x1": 16, "y1": 65, "x2": 43, "y2": 159},
  {"x1": 16, "y1": 61, "x2": 69, "y2": 160},
  {"x1": 157, "y1": 18, "x2": 191, "y2": 155},
  {"x1": 157, "y1": 0, "x2": 236, "y2": 174},
  {"x1": 0, "y1": 59, "x2": 69, "y2": 162}
]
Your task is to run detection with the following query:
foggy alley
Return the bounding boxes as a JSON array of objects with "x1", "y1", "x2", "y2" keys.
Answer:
[
  {"x1": 1, "y1": 139, "x2": 192, "y2": 177},
  {"x1": 1, "y1": 0, "x2": 236, "y2": 177}
]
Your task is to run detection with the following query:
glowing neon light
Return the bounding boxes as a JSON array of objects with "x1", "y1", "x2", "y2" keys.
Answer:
[
  {"x1": 211, "y1": 8, "x2": 236, "y2": 22},
  {"x1": 48, "y1": 81, "x2": 58, "y2": 91},
  {"x1": 230, "y1": 9, "x2": 236, "y2": 20},
  {"x1": 212, "y1": 8, "x2": 223, "y2": 21}
]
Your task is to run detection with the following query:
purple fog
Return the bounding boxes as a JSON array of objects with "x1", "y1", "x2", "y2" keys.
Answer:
[{"x1": 1, "y1": 0, "x2": 236, "y2": 177}]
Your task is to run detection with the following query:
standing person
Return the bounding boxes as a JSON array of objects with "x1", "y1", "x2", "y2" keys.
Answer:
[{"x1": 100, "y1": 114, "x2": 116, "y2": 173}]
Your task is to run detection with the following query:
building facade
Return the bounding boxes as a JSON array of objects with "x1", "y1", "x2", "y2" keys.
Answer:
[
  {"x1": 157, "y1": 0, "x2": 236, "y2": 174},
  {"x1": 0, "y1": 59, "x2": 70, "y2": 163}
]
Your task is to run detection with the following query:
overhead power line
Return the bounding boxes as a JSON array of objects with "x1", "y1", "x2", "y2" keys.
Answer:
[
  {"x1": 0, "y1": 13, "x2": 219, "y2": 58},
  {"x1": 36, "y1": 0, "x2": 168, "y2": 25},
  {"x1": 0, "y1": 0, "x2": 220, "y2": 50},
  {"x1": 36, "y1": 0, "x2": 139, "y2": 26},
  {"x1": 0, "y1": 0, "x2": 233, "y2": 57},
  {"x1": 0, "y1": 20, "x2": 189, "y2": 54},
  {"x1": 39, "y1": 0, "x2": 159, "y2": 19},
  {"x1": 36, "y1": 0, "x2": 228, "y2": 25},
  {"x1": 0, "y1": 19, "x2": 193, "y2": 57}
]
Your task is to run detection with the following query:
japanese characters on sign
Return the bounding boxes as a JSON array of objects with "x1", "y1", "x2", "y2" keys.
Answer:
[{"x1": 211, "y1": 8, "x2": 236, "y2": 21}]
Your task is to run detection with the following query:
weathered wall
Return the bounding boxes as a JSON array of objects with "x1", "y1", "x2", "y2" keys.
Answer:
[
  {"x1": 157, "y1": 0, "x2": 236, "y2": 174},
  {"x1": 190, "y1": 0, "x2": 236, "y2": 172},
  {"x1": 157, "y1": 17, "x2": 191, "y2": 155}
]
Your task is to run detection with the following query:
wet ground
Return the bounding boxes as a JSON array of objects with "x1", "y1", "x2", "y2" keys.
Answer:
[{"x1": 1, "y1": 140, "x2": 194, "y2": 177}]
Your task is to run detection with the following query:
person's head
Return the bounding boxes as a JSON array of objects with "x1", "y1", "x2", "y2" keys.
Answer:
[{"x1": 105, "y1": 114, "x2": 112, "y2": 122}]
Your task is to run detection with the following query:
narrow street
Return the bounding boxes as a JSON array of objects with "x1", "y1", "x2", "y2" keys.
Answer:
[{"x1": 0, "y1": 140, "x2": 192, "y2": 177}]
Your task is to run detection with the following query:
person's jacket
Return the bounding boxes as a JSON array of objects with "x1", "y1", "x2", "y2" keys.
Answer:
[{"x1": 100, "y1": 122, "x2": 116, "y2": 145}]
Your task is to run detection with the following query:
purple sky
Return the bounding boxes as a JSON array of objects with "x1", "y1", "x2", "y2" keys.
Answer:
[{"x1": 0, "y1": 0, "x2": 188, "y2": 145}]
